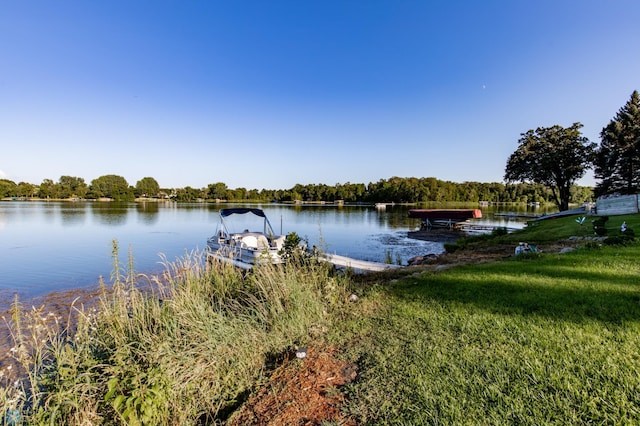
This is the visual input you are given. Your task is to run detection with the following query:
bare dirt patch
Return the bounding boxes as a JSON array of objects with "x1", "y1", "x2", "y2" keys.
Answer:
[{"x1": 227, "y1": 346, "x2": 358, "y2": 426}]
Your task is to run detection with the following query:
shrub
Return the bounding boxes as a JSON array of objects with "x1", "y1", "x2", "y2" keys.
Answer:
[
  {"x1": 592, "y1": 216, "x2": 609, "y2": 236},
  {"x1": 604, "y1": 233, "x2": 636, "y2": 246},
  {"x1": 491, "y1": 226, "x2": 509, "y2": 237},
  {"x1": 444, "y1": 242, "x2": 461, "y2": 253}
]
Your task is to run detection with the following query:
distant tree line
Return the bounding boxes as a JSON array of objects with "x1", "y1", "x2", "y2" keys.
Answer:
[
  {"x1": 0, "y1": 174, "x2": 592, "y2": 205},
  {"x1": 0, "y1": 175, "x2": 160, "y2": 202}
]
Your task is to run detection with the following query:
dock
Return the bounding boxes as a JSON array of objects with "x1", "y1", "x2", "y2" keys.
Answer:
[
  {"x1": 408, "y1": 209, "x2": 483, "y2": 230},
  {"x1": 320, "y1": 253, "x2": 401, "y2": 272},
  {"x1": 456, "y1": 222, "x2": 520, "y2": 233}
]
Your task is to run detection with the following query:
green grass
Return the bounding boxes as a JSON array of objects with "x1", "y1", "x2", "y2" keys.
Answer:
[
  {"x1": 3, "y1": 213, "x2": 640, "y2": 424},
  {"x1": 446, "y1": 212, "x2": 639, "y2": 252},
  {"x1": 338, "y1": 215, "x2": 640, "y2": 425}
]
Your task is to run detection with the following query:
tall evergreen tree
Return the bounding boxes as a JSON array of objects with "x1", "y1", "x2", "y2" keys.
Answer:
[{"x1": 594, "y1": 90, "x2": 640, "y2": 196}]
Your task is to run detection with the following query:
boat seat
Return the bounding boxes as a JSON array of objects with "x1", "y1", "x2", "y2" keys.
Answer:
[
  {"x1": 240, "y1": 233, "x2": 270, "y2": 250},
  {"x1": 256, "y1": 235, "x2": 269, "y2": 249},
  {"x1": 270, "y1": 235, "x2": 286, "y2": 250},
  {"x1": 241, "y1": 235, "x2": 258, "y2": 248}
]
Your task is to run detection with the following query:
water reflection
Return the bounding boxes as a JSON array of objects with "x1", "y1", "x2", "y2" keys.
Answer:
[
  {"x1": 59, "y1": 202, "x2": 87, "y2": 226},
  {"x1": 91, "y1": 202, "x2": 128, "y2": 226},
  {"x1": 136, "y1": 202, "x2": 159, "y2": 225}
]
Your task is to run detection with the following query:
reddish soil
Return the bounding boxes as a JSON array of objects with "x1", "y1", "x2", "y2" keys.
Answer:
[{"x1": 227, "y1": 346, "x2": 358, "y2": 426}]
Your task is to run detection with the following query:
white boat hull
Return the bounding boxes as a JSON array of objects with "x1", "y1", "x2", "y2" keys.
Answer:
[
  {"x1": 206, "y1": 235, "x2": 284, "y2": 269},
  {"x1": 206, "y1": 208, "x2": 286, "y2": 270}
]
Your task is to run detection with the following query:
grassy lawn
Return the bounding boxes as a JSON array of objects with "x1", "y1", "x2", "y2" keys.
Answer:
[{"x1": 338, "y1": 215, "x2": 640, "y2": 424}]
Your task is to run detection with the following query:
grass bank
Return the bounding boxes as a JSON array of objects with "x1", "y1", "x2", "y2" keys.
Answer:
[
  {"x1": 337, "y1": 214, "x2": 640, "y2": 424},
  {"x1": 2, "y1": 214, "x2": 640, "y2": 424},
  {"x1": 1, "y1": 246, "x2": 351, "y2": 424}
]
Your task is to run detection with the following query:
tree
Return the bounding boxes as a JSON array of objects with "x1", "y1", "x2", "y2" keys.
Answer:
[
  {"x1": 173, "y1": 186, "x2": 204, "y2": 202},
  {"x1": 58, "y1": 176, "x2": 88, "y2": 199},
  {"x1": 38, "y1": 179, "x2": 59, "y2": 199},
  {"x1": 135, "y1": 177, "x2": 160, "y2": 198},
  {"x1": 90, "y1": 175, "x2": 134, "y2": 201},
  {"x1": 16, "y1": 182, "x2": 37, "y2": 198},
  {"x1": 0, "y1": 179, "x2": 17, "y2": 198},
  {"x1": 504, "y1": 123, "x2": 595, "y2": 211},
  {"x1": 593, "y1": 90, "x2": 640, "y2": 196},
  {"x1": 207, "y1": 182, "x2": 228, "y2": 200}
]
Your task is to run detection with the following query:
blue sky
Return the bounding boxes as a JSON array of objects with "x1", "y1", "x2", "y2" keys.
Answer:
[{"x1": 1, "y1": 1, "x2": 639, "y2": 190}]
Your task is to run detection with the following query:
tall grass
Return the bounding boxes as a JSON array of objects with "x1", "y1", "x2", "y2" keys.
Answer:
[{"x1": 4, "y1": 242, "x2": 350, "y2": 424}]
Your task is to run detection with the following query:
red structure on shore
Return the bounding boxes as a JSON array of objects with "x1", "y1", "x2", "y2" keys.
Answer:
[{"x1": 408, "y1": 209, "x2": 482, "y2": 220}]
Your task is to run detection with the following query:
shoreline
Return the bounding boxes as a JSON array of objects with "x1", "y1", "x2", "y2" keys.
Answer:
[
  {"x1": 0, "y1": 229, "x2": 462, "y2": 381},
  {"x1": 407, "y1": 228, "x2": 466, "y2": 243}
]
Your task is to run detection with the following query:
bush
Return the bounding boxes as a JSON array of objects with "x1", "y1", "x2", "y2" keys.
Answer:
[
  {"x1": 604, "y1": 233, "x2": 636, "y2": 247},
  {"x1": 491, "y1": 226, "x2": 509, "y2": 237},
  {"x1": 444, "y1": 242, "x2": 461, "y2": 253},
  {"x1": 592, "y1": 216, "x2": 609, "y2": 236}
]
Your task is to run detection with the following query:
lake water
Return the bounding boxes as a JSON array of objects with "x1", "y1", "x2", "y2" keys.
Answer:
[{"x1": 0, "y1": 201, "x2": 532, "y2": 299}]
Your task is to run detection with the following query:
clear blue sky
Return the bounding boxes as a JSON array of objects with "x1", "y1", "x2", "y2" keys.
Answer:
[{"x1": 2, "y1": 1, "x2": 639, "y2": 190}]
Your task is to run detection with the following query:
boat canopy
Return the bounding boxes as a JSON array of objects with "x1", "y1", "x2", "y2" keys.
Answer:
[{"x1": 220, "y1": 208, "x2": 267, "y2": 218}]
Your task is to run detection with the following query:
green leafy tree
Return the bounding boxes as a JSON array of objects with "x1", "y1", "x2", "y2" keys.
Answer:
[
  {"x1": 37, "y1": 178, "x2": 59, "y2": 199},
  {"x1": 173, "y1": 186, "x2": 204, "y2": 202},
  {"x1": 207, "y1": 182, "x2": 228, "y2": 200},
  {"x1": 58, "y1": 176, "x2": 88, "y2": 198},
  {"x1": 504, "y1": 123, "x2": 595, "y2": 211},
  {"x1": 16, "y1": 182, "x2": 37, "y2": 198},
  {"x1": 90, "y1": 175, "x2": 134, "y2": 201},
  {"x1": 135, "y1": 177, "x2": 160, "y2": 198},
  {"x1": 594, "y1": 90, "x2": 640, "y2": 196},
  {"x1": 0, "y1": 179, "x2": 17, "y2": 198}
]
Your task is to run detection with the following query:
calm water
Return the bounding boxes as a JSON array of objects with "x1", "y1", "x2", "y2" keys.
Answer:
[{"x1": 0, "y1": 201, "x2": 532, "y2": 298}]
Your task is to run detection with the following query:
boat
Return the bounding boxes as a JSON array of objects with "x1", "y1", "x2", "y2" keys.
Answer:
[
  {"x1": 206, "y1": 208, "x2": 287, "y2": 269},
  {"x1": 206, "y1": 207, "x2": 402, "y2": 272},
  {"x1": 408, "y1": 209, "x2": 482, "y2": 229}
]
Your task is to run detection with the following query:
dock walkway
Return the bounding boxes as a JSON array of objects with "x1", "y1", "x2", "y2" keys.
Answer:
[{"x1": 320, "y1": 253, "x2": 401, "y2": 272}]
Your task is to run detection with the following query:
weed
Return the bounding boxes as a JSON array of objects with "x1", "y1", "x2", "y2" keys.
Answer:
[{"x1": 5, "y1": 241, "x2": 350, "y2": 424}]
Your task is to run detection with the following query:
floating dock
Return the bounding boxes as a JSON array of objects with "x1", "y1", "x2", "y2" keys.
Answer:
[
  {"x1": 320, "y1": 253, "x2": 401, "y2": 272},
  {"x1": 209, "y1": 251, "x2": 401, "y2": 272}
]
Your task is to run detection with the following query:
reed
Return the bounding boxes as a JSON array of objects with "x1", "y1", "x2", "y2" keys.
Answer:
[{"x1": 5, "y1": 242, "x2": 349, "y2": 424}]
